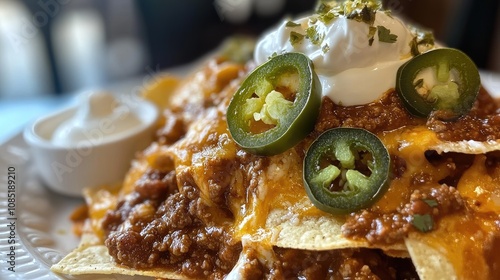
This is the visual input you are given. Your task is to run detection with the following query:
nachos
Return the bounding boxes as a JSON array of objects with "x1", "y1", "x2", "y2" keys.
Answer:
[{"x1": 52, "y1": 1, "x2": 500, "y2": 279}]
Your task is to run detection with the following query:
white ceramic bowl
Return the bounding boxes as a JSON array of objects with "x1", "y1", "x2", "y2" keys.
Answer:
[{"x1": 23, "y1": 93, "x2": 159, "y2": 197}]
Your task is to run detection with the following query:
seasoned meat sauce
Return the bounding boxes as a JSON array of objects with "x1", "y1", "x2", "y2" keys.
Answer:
[
  {"x1": 342, "y1": 184, "x2": 465, "y2": 244},
  {"x1": 102, "y1": 160, "x2": 417, "y2": 279},
  {"x1": 100, "y1": 59, "x2": 500, "y2": 279},
  {"x1": 270, "y1": 248, "x2": 418, "y2": 279},
  {"x1": 104, "y1": 180, "x2": 241, "y2": 278},
  {"x1": 427, "y1": 87, "x2": 500, "y2": 141},
  {"x1": 315, "y1": 87, "x2": 500, "y2": 140}
]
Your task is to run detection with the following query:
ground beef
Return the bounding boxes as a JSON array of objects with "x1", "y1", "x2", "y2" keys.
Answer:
[
  {"x1": 313, "y1": 91, "x2": 424, "y2": 137},
  {"x1": 342, "y1": 184, "x2": 465, "y2": 244},
  {"x1": 271, "y1": 248, "x2": 417, "y2": 280},
  {"x1": 237, "y1": 248, "x2": 266, "y2": 280},
  {"x1": 204, "y1": 157, "x2": 238, "y2": 206},
  {"x1": 314, "y1": 87, "x2": 500, "y2": 143},
  {"x1": 225, "y1": 246, "x2": 418, "y2": 280},
  {"x1": 134, "y1": 169, "x2": 178, "y2": 200},
  {"x1": 428, "y1": 113, "x2": 500, "y2": 141},
  {"x1": 157, "y1": 109, "x2": 186, "y2": 145},
  {"x1": 104, "y1": 178, "x2": 422, "y2": 280},
  {"x1": 104, "y1": 183, "x2": 242, "y2": 279},
  {"x1": 427, "y1": 88, "x2": 500, "y2": 141}
]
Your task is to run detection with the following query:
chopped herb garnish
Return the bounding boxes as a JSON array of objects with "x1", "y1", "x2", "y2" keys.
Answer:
[
  {"x1": 377, "y1": 25, "x2": 398, "y2": 43},
  {"x1": 311, "y1": 1, "x2": 407, "y2": 47},
  {"x1": 309, "y1": 17, "x2": 318, "y2": 24},
  {"x1": 368, "y1": 26, "x2": 377, "y2": 46},
  {"x1": 409, "y1": 27, "x2": 435, "y2": 56},
  {"x1": 419, "y1": 32, "x2": 435, "y2": 46},
  {"x1": 315, "y1": 0, "x2": 382, "y2": 25},
  {"x1": 290, "y1": 31, "x2": 305, "y2": 46},
  {"x1": 346, "y1": 5, "x2": 376, "y2": 25},
  {"x1": 306, "y1": 26, "x2": 325, "y2": 46},
  {"x1": 318, "y1": 11, "x2": 336, "y2": 24},
  {"x1": 409, "y1": 37, "x2": 420, "y2": 56},
  {"x1": 361, "y1": 5, "x2": 376, "y2": 25},
  {"x1": 344, "y1": 1, "x2": 380, "y2": 23},
  {"x1": 322, "y1": 43, "x2": 330, "y2": 53},
  {"x1": 286, "y1": 21, "x2": 301, "y2": 28},
  {"x1": 412, "y1": 214, "x2": 434, "y2": 232},
  {"x1": 268, "y1": 52, "x2": 278, "y2": 60},
  {"x1": 423, "y1": 199, "x2": 438, "y2": 208},
  {"x1": 316, "y1": 1, "x2": 393, "y2": 46}
]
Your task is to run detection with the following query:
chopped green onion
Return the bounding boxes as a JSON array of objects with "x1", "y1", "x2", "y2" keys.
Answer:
[
  {"x1": 286, "y1": 21, "x2": 301, "y2": 28},
  {"x1": 423, "y1": 199, "x2": 438, "y2": 208},
  {"x1": 290, "y1": 31, "x2": 305, "y2": 46},
  {"x1": 322, "y1": 43, "x2": 330, "y2": 53},
  {"x1": 306, "y1": 26, "x2": 325, "y2": 46},
  {"x1": 377, "y1": 25, "x2": 398, "y2": 43}
]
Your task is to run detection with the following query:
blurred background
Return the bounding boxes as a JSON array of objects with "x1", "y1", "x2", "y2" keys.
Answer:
[{"x1": 0, "y1": 0, "x2": 499, "y2": 141}]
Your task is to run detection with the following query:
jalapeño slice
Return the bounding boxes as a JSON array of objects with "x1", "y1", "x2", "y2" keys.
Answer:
[
  {"x1": 303, "y1": 128, "x2": 390, "y2": 214},
  {"x1": 396, "y1": 48, "x2": 480, "y2": 119},
  {"x1": 227, "y1": 52, "x2": 321, "y2": 156}
]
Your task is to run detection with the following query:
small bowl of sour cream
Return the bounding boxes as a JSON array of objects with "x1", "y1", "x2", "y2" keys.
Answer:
[{"x1": 23, "y1": 91, "x2": 159, "y2": 197}]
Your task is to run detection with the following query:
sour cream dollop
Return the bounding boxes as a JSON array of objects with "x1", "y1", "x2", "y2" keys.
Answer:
[
  {"x1": 254, "y1": 9, "x2": 433, "y2": 106},
  {"x1": 52, "y1": 92, "x2": 142, "y2": 146}
]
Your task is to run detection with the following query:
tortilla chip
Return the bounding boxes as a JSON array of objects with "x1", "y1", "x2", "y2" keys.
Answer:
[
  {"x1": 51, "y1": 232, "x2": 183, "y2": 279},
  {"x1": 405, "y1": 236, "x2": 457, "y2": 280},
  {"x1": 266, "y1": 209, "x2": 406, "y2": 252},
  {"x1": 141, "y1": 75, "x2": 181, "y2": 109},
  {"x1": 431, "y1": 139, "x2": 500, "y2": 154},
  {"x1": 405, "y1": 224, "x2": 497, "y2": 279}
]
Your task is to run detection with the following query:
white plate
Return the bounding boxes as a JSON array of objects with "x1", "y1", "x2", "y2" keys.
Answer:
[{"x1": 1, "y1": 71, "x2": 499, "y2": 280}]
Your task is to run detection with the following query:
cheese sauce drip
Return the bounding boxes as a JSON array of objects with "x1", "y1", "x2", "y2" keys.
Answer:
[{"x1": 254, "y1": 4, "x2": 435, "y2": 106}]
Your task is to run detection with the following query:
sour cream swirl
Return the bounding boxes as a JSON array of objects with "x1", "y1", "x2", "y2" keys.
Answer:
[
  {"x1": 254, "y1": 9, "x2": 435, "y2": 106},
  {"x1": 52, "y1": 92, "x2": 142, "y2": 146}
]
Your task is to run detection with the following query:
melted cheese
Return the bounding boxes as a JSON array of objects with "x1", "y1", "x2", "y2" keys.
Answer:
[
  {"x1": 377, "y1": 127, "x2": 442, "y2": 211},
  {"x1": 84, "y1": 184, "x2": 122, "y2": 241},
  {"x1": 425, "y1": 155, "x2": 500, "y2": 279},
  {"x1": 459, "y1": 155, "x2": 500, "y2": 213},
  {"x1": 226, "y1": 235, "x2": 278, "y2": 279}
]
